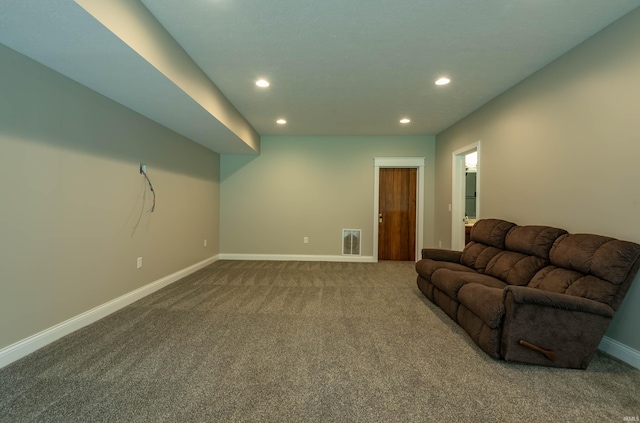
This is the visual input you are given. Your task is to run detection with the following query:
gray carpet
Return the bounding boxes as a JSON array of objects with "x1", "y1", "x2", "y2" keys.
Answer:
[{"x1": 1, "y1": 260, "x2": 639, "y2": 422}]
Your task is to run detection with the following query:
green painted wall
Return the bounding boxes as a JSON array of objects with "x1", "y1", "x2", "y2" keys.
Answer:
[{"x1": 221, "y1": 136, "x2": 435, "y2": 257}]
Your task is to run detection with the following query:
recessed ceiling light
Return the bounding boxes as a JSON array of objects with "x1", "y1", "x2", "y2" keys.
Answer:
[
  {"x1": 435, "y1": 77, "x2": 451, "y2": 86},
  {"x1": 400, "y1": 118, "x2": 411, "y2": 124},
  {"x1": 276, "y1": 119, "x2": 287, "y2": 125},
  {"x1": 256, "y1": 79, "x2": 270, "y2": 88}
]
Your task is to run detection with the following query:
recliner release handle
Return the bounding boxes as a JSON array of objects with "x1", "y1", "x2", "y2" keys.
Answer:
[{"x1": 519, "y1": 340, "x2": 557, "y2": 361}]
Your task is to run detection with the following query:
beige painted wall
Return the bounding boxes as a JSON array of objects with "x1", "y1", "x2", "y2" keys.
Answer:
[
  {"x1": 0, "y1": 44, "x2": 220, "y2": 350},
  {"x1": 434, "y1": 8, "x2": 640, "y2": 350},
  {"x1": 221, "y1": 136, "x2": 435, "y2": 257}
]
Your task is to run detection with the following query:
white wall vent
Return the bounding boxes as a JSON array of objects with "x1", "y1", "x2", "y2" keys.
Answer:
[{"x1": 342, "y1": 229, "x2": 361, "y2": 256}]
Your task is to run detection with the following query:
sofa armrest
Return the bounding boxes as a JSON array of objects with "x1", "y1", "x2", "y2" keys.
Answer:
[
  {"x1": 501, "y1": 286, "x2": 614, "y2": 369},
  {"x1": 421, "y1": 248, "x2": 462, "y2": 263},
  {"x1": 504, "y1": 286, "x2": 613, "y2": 318}
]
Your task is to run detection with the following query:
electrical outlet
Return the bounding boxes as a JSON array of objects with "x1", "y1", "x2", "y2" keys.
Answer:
[
  {"x1": 204, "y1": 239, "x2": 207, "y2": 247},
  {"x1": 136, "y1": 257, "x2": 143, "y2": 269},
  {"x1": 140, "y1": 163, "x2": 147, "y2": 174},
  {"x1": 439, "y1": 241, "x2": 442, "y2": 248},
  {"x1": 303, "y1": 237, "x2": 309, "y2": 244},
  {"x1": 448, "y1": 204, "x2": 452, "y2": 212}
]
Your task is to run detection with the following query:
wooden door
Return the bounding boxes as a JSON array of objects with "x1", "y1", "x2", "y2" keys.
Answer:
[{"x1": 378, "y1": 168, "x2": 417, "y2": 261}]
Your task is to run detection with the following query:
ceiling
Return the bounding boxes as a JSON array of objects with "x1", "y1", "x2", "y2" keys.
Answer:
[{"x1": 1, "y1": 1, "x2": 638, "y2": 154}]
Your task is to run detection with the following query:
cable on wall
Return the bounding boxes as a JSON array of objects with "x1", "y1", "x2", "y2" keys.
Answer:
[{"x1": 140, "y1": 165, "x2": 156, "y2": 212}]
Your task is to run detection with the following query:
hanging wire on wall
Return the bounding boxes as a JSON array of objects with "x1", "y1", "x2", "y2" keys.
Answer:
[
  {"x1": 140, "y1": 167, "x2": 156, "y2": 212},
  {"x1": 131, "y1": 164, "x2": 157, "y2": 236}
]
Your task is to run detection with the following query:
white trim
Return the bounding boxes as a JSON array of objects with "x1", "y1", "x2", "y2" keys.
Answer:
[
  {"x1": 452, "y1": 142, "x2": 480, "y2": 251},
  {"x1": 373, "y1": 157, "x2": 425, "y2": 262},
  {"x1": 220, "y1": 253, "x2": 375, "y2": 263},
  {"x1": 374, "y1": 157, "x2": 425, "y2": 168},
  {"x1": 599, "y1": 336, "x2": 640, "y2": 370},
  {"x1": 0, "y1": 254, "x2": 220, "y2": 369}
]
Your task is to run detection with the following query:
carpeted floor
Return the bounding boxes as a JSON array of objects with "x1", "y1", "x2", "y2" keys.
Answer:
[{"x1": 1, "y1": 260, "x2": 639, "y2": 422}]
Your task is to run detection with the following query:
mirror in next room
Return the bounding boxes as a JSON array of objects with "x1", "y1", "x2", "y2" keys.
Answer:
[{"x1": 465, "y1": 151, "x2": 477, "y2": 222}]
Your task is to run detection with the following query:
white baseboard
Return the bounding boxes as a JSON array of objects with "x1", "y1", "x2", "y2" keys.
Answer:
[
  {"x1": 219, "y1": 253, "x2": 376, "y2": 263},
  {"x1": 599, "y1": 336, "x2": 640, "y2": 370},
  {"x1": 0, "y1": 254, "x2": 220, "y2": 369}
]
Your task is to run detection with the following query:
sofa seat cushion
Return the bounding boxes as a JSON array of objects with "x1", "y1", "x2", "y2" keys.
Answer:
[
  {"x1": 457, "y1": 284, "x2": 506, "y2": 329},
  {"x1": 431, "y1": 269, "x2": 506, "y2": 301},
  {"x1": 415, "y1": 259, "x2": 475, "y2": 280}
]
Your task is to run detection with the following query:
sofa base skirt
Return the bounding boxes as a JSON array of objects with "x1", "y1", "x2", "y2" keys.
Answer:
[
  {"x1": 416, "y1": 275, "x2": 435, "y2": 302},
  {"x1": 433, "y1": 288, "x2": 460, "y2": 323},
  {"x1": 457, "y1": 304, "x2": 502, "y2": 359}
]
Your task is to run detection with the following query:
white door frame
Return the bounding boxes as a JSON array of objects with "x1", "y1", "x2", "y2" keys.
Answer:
[
  {"x1": 451, "y1": 142, "x2": 481, "y2": 251},
  {"x1": 373, "y1": 157, "x2": 425, "y2": 262}
]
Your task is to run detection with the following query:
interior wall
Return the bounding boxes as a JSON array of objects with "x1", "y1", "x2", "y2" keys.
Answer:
[
  {"x1": 0, "y1": 44, "x2": 220, "y2": 350},
  {"x1": 221, "y1": 136, "x2": 435, "y2": 258},
  {"x1": 433, "y1": 8, "x2": 640, "y2": 350}
]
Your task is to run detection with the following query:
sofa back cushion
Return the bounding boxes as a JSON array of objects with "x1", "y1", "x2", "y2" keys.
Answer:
[
  {"x1": 470, "y1": 219, "x2": 517, "y2": 248},
  {"x1": 485, "y1": 252, "x2": 547, "y2": 286},
  {"x1": 460, "y1": 243, "x2": 504, "y2": 274},
  {"x1": 504, "y1": 226, "x2": 568, "y2": 259},
  {"x1": 528, "y1": 234, "x2": 640, "y2": 308},
  {"x1": 460, "y1": 219, "x2": 516, "y2": 273},
  {"x1": 550, "y1": 234, "x2": 640, "y2": 283}
]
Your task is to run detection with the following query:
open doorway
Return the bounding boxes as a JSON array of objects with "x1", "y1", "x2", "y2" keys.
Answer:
[{"x1": 452, "y1": 142, "x2": 480, "y2": 251}]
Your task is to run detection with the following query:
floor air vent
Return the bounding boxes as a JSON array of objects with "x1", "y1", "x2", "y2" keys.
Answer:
[{"x1": 342, "y1": 229, "x2": 361, "y2": 256}]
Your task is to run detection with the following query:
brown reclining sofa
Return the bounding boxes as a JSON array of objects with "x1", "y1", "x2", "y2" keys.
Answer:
[{"x1": 416, "y1": 218, "x2": 640, "y2": 369}]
